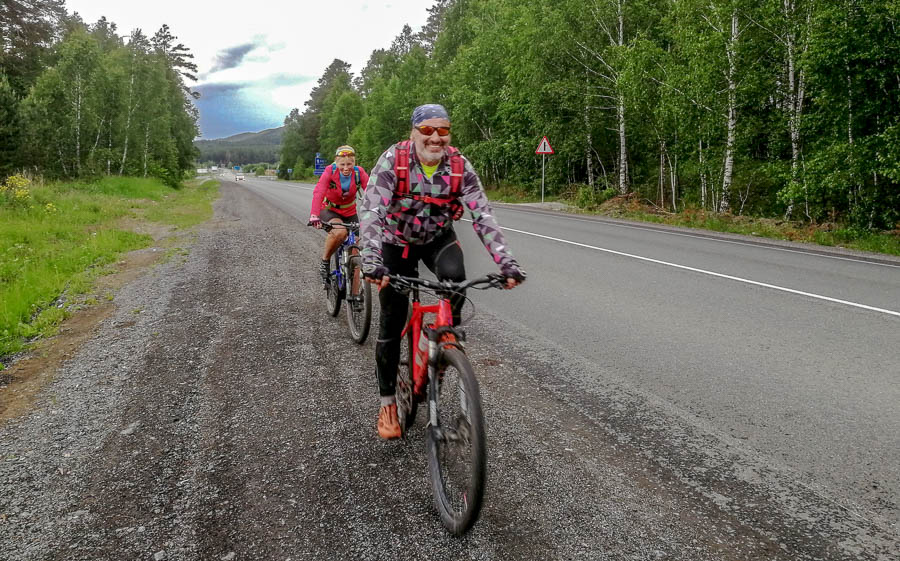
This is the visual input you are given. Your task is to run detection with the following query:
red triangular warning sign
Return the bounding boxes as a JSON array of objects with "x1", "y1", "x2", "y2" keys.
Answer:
[{"x1": 535, "y1": 136, "x2": 554, "y2": 154}]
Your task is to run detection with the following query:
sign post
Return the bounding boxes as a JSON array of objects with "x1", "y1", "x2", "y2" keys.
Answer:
[
  {"x1": 535, "y1": 136, "x2": 554, "y2": 203},
  {"x1": 313, "y1": 152, "x2": 327, "y2": 176}
]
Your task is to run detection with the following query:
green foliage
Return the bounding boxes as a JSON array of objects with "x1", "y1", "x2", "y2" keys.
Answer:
[
  {"x1": 277, "y1": 0, "x2": 897, "y2": 234},
  {"x1": 0, "y1": 176, "x2": 219, "y2": 360},
  {"x1": 575, "y1": 185, "x2": 618, "y2": 210},
  {"x1": 7, "y1": 17, "x2": 198, "y2": 186}
]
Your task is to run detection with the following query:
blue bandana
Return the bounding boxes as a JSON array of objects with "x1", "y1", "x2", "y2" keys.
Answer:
[{"x1": 411, "y1": 104, "x2": 450, "y2": 126}]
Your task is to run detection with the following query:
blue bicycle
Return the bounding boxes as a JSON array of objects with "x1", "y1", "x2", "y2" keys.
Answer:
[{"x1": 315, "y1": 221, "x2": 372, "y2": 344}]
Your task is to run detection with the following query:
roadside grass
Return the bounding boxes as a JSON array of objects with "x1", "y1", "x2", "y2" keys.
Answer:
[
  {"x1": 0, "y1": 176, "x2": 220, "y2": 366},
  {"x1": 485, "y1": 184, "x2": 900, "y2": 257},
  {"x1": 591, "y1": 197, "x2": 900, "y2": 256}
]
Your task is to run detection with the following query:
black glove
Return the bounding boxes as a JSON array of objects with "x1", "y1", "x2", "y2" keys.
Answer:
[
  {"x1": 363, "y1": 263, "x2": 390, "y2": 281},
  {"x1": 500, "y1": 263, "x2": 526, "y2": 283}
]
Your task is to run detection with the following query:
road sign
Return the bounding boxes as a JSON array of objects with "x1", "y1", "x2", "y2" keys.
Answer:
[
  {"x1": 287, "y1": 168, "x2": 293, "y2": 174},
  {"x1": 313, "y1": 156, "x2": 327, "y2": 176},
  {"x1": 535, "y1": 136, "x2": 554, "y2": 155},
  {"x1": 535, "y1": 136, "x2": 554, "y2": 203}
]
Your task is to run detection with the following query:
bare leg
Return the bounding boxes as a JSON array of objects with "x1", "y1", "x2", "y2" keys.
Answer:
[{"x1": 322, "y1": 218, "x2": 349, "y2": 260}]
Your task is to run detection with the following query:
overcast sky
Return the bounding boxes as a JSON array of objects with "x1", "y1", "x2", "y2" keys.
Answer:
[{"x1": 66, "y1": 1, "x2": 433, "y2": 139}]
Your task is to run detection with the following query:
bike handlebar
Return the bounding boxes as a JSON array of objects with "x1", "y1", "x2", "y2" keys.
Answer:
[
  {"x1": 308, "y1": 221, "x2": 359, "y2": 232},
  {"x1": 387, "y1": 274, "x2": 506, "y2": 292}
]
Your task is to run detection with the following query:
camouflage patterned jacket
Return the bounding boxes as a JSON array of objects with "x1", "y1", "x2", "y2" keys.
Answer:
[{"x1": 360, "y1": 142, "x2": 518, "y2": 271}]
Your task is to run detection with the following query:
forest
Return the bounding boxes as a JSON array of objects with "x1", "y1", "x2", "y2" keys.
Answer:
[
  {"x1": 1, "y1": 2, "x2": 199, "y2": 187},
  {"x1": 279, "y1": 0, "x2": 899, "y2": 231}
]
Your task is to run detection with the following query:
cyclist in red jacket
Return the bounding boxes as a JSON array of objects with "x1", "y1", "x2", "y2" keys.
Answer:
[{"x1": 309, "y1": 145, "x2": 369, "y2": 284}]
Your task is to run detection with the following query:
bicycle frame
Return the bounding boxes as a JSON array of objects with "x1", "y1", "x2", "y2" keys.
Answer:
[
  {"x1": 401, "y1": 285, "x2": 461, "y2": 404},
  {"x1": 326, "y1": 223, "x2": 359, "y2": 293}
]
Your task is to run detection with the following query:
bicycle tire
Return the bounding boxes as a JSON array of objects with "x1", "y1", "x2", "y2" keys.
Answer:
[
  {"x1": 345, "y1": 255, "x2": 371, "y2": 344},
  {"x1": 396, "y1": 316, "x2": 418, "y2": 432},
  {"x1": 426, "y1": 347, "x2": 486, "y2": 535},
  {"x1": 325, "y1": 252, "x2": 343, "y2": 317}
]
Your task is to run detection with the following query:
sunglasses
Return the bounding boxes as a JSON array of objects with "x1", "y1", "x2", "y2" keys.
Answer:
[
  {"x1": 414, "y1": 125, "x2": 451, "y2": 136},
  {"x1": 335, "y1": 149, "x2": 355, "y2": 157}
]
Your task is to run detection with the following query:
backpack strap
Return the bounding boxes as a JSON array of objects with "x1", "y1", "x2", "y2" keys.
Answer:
[
  {"x1": 329, "y1": 163, "x2": 339, "y2": 189},
  {"x1": 446, "y1": 146, "x2": 463, "y2": 197},
  {"x1": 394, "y1": 140, "x2": 411, "y2": 197}
]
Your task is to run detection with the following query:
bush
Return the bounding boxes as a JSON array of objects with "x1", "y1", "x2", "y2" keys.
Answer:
[
  {"x1": 0, "y1": 174, "x2": 32, "y2": 207},
  {"x1": 574, "y1": 184, "x2": 617, "y2": 209}
]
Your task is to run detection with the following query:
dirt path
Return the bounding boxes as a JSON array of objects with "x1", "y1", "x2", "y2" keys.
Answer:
[{"x1": 0, "y1": 182, "x2": 891, "y2": 560}]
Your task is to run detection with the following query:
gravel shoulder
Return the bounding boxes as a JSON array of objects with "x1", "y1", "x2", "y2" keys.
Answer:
[{"x1": 1, "y1": 182, "x2": 895, "y2": 560}]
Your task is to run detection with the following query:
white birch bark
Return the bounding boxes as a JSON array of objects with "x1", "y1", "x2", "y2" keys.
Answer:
[
  {"x1": 720, "y1": 10, "x2": 739, "y2": 213},
  {"x1": 89, "y1": 117, "x2": 105, "y2": 162},
  {"x1": 74, "y1": 72, "x2": 82, "y2": 176},
  {"x1": 574, "y1": 0, "x2": 629, "y2": 193},
  {"x1": 616, "y1": 0, "x2": 628, "y2": 194},
  {"x1": 142, "y1": 123, "x2": 150, "y2": 177},
  {"x1": 699, "y1": 138, "x2": 707, "y2": 209},
  {"x1": 781, "y1": 1, "x2": 810, "y2": 220},
  {"x1": 119, "y1": 71, "x2": 135, "y2": 175}
]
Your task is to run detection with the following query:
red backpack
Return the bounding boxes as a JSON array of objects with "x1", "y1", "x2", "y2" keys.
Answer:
[{"x1": 392, "y1": 140, "x2": 464, "y2": 219}]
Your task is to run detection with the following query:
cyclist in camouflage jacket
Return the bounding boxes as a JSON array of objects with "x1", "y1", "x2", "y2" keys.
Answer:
[{"x1": 360, "y1": 103, "x2": 525, "y2": 439}]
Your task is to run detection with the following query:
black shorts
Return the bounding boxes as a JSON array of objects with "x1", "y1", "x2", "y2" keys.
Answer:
[{"x1": 319, "y1": 208, "x2": 359, "y2": 224}]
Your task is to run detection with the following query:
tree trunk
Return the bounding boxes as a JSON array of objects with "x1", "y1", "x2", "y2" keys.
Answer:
[
  {"x1": 616, "y1": 1, "x2": 628, "y2": 194},
  {"x1": 119, "y1": 72, "x2": 135, "y2": 175},
  {"x1": 699, "y1": 138, "x2": 707, "y2": 209},
  {"x1": 617, "y1": 93, "x2": 628, "y2": 194},
  {"x1": 668, "y1": 148, "x2": 677, "y2": 212},
  {"x1": 89, "y1": 117, "x2": 105, "y2": 162},
  {"x1": 659, "y1": 142, "x2": 666, "y2": 207},
  {"x1": 720, "y1": 10, "x2": 738, "y2": 213},
  {"x1": 584, "y1": 90, "x2": 594, "y2": 188},
  {"x1": 74, "y1": 73, "x2": 82, "y2": 176},
  {"x1": 142, "y1": 123, "x2": 150, "y2": 177}
]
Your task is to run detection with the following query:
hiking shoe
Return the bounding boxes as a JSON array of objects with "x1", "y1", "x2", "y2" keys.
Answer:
[
  {"x1": 319, "y1": 260, "x2": 330, "y2": 285},
  {"x1": 377, "y1": 404, "x2": 401, "y2": 440}
]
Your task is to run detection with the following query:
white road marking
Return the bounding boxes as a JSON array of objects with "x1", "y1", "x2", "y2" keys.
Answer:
[
  {"x1": 495, "y1": 206, "x2": 900, "y2": 269},
  {"x1": 488, "y1": 222, "x2": 900, "y2": 318}
]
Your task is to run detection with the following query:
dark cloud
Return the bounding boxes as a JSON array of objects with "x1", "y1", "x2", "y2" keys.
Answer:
[
  {"x1": 208, "y1": 41, "x2": 259, "y2": 73},
  {"x1": 193, "y1": 82, "x2": 245, "y2": 100},
  {"x1": 195, "y1": 74, "x2": 313, "y2": 99}
]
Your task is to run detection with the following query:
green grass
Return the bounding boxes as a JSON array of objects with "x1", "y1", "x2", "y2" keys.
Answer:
[
  {"x1": 600, "y1": 205, "x2": 900, "y2": 256},
  {"x1": 485, "y1": 184, "x2": 900, "y2": 257},
  {"x1": 0, "y1": 176, "x2": 220, "y2": 363}
]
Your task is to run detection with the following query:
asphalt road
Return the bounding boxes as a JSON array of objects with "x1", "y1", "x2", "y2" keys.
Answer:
[
  {"x1": 239, "y1": 173, "x2": 900, "y2": 554},
  {"x1": 2, "y1": 174, "x2": 897, "y2": 560}
]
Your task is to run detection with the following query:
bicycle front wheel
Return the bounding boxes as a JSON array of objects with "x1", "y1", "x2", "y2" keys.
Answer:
[
  {"x1": 426, "y1": 347, "x2": 486, "y2": 535},
  {"x1": 325, "y1": 252, "x2": 342, "y2": 317},
  {"x1": 345, "y1": 255, "x2": 371, "y2": 344}
]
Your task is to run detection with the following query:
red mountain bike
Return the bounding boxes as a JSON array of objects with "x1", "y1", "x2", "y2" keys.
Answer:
[{"x1": 390, "y1": 273, "x2": 507, "y2": 535}]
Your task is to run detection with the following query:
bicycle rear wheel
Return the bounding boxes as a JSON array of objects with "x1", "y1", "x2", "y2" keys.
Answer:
[
  {"x1": 426, "y1": 347, "x2": 486, "y2": 535},
  {"x1": 395, "y1": 319, "x2": 418, "y2": 432},
  {"x1": 325, "y1": 252, "x2": 343, "y2": 316},
  {"x1": 345, "y1": 255, "x2": 371, "y2": 344}
]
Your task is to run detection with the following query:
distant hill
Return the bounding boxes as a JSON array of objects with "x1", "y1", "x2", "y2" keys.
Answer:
[
  {"x1": 194, "y1": 126, "x2": 284, "y2": 164},
  {"x1": 206, "y1": 126, "x2": 285, "y2": 145}
]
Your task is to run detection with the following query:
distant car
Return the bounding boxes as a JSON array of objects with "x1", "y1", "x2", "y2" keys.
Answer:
[{"x1": 235, "y1": 174, "x2": 245, "y2": 181}]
